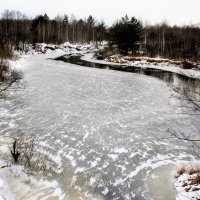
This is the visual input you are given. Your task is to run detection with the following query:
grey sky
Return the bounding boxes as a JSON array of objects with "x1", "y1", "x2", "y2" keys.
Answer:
[{"x1": 0, "y1": 0, "x2": 199, "y2": 26}]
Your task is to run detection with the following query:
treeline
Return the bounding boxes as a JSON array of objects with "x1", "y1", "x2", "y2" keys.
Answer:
[
  {"x1": 144, "y1": 23, "x2": 200, "y2": 61},
  {"x1": 0, "y1": 10, "x2": 200, "y2": 61},
  {"x1": 107, "y1": 16, "x2": 200, "y2": 61},
  {"x1": 0, "y1": 10, "x2": 106, "y2": 48}
]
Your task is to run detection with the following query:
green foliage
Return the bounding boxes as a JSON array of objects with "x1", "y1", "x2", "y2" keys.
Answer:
[{"x1": 108, "y1": 15, "x2": 144, "y2": 54}]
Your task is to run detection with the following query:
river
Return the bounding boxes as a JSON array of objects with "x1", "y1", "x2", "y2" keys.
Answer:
[{"x1": 0, "y1": 53, "x2": 200, "y2": 200}]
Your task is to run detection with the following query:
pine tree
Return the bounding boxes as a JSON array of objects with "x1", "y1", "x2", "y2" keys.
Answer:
[
  {"x1": 109, "y1": 15, "x2": 143, "y2": 54},
  {"x1": 87, "y1": 15, "x2": 95, "y2": 42}
]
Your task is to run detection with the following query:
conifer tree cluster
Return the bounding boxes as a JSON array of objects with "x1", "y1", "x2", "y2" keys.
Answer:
[{"x1": 108, "y1": 15, "x2": 143, "y2": 54}]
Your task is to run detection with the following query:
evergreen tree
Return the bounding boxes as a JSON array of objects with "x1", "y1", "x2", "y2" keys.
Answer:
[
  {"x1": 87, "y1": 15, "x2": 95, "y2": 42},
  {"x1": 109, "y1": 15, "x2": 143, "y2": 54},
  {"x1": 44, "y1": 13, "x2": 49, "y2": 21}
]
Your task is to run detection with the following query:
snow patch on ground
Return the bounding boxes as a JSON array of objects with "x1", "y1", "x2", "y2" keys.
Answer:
[
  {"x1": 175, "y1": 173, "x2": 200, "y2": 200},
  {"x1": 0, "y1": 137, "x2": 65, "y2": 200},
  {"x1": 174, "y1": 163, "x2": 200, "y2": 200},
  {"x1": 0, "y1": 159, "x2": 65, "y2": 200},
  {"x1": 7, "y1": 43, "x2": 100, "y2": 73}
]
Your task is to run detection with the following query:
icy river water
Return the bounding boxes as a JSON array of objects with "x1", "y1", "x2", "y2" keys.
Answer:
[{"x1": 1, "y1": 53, "x2": 200, "y2": 200}]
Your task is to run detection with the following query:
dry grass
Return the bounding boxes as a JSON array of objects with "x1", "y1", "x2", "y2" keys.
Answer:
[
  {"x1": 95, "y1": 47, "x2": 119, "y2": 59},
  {"x1": 175, "y1": 165, "x2": 200, "y2": 194},
  {"x1": 0, "y1": 46, "x2": 14, "y2": 60},
  {"x1": 191, "y1": 176, "x2": 200, "y2": 185},
  {"x1": 0, "y1": 46, "x2": 22, "y2": 94},
  {"x1": 176, "y1": 165, "x2": 200, "y2": 176},
  {"x1": 10, "y1": 137, "x2": 57, "y2": 175},
  {"x1": 176, "y1": 165, "x2": 187, "y2": 176},
  {"x1": 176, "y1": 165, "x2": 200, "y2": 185},
  {"x1": 188, "y1": 167, "x2": 200, "y2": 175}
]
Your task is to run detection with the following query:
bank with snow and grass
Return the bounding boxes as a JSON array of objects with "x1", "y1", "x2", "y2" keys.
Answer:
[{"x1": 82, "y1": 53, "x2": 200, "y2": 80}]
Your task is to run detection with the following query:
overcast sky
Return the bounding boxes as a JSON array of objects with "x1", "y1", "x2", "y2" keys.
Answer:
[{"x1": 0, "y1": 0, "x2": 199, "y2": 26}]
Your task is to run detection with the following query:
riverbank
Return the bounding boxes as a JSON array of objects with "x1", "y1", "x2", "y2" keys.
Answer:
[
  {"x1": 82, "y1": 53, "x2": 200, "y2": 80},
  {"x1": 13, "y1": 43, "x2": 200, "y2": 80},
  {"x1": 0, "y1": 136, "x2": 64, "y2": 200}
]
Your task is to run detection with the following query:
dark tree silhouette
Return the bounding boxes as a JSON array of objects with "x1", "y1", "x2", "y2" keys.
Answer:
[{"x1": 108, "y1": 15, "x2": 144, "y2": 54}]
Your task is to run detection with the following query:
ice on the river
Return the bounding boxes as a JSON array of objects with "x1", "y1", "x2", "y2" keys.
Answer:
[{"x1": 0, "y1": 53, "x2": 200, "y2": 199}]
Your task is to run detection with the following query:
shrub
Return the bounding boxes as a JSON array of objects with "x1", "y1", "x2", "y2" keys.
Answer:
[
  {"x1": 182, "y1": 61, "x2": 197, "y2": 69},
  {"x1": 94, "y1": 47, "x2": 119, "y2": 60},
  {"x1": 108, "y1": 15, "x2": 143, "y2": 55},
  {"x1": 10, "y1": 137, "x2": 56, "y2": 175},
  {"x1": 0, "y1": 45, "x2": 23, "y2": 94},
  {"x1": 0, "y1": 45, "x2": 14, "y2": 60},
  {"x1": 176, "y1": 165, "x2": 187, "y2": 176}
]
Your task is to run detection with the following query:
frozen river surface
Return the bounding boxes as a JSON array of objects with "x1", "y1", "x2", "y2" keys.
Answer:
[{"x1": 0, "y1": 54, "x2": 200, "y2": 200}]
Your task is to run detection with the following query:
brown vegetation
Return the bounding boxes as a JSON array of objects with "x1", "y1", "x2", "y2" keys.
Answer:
[
  {"x1": 0, "y1": 45, "x2": 14, "y2": 59},
  {"x1": 0, "y1": 45, "x2": 23, "y2": 94},
  {"x1": 10, "y1": 136, "x2": 56, "y2": 175},
  {"x1": 176, "y1": 165, "x2": 187, "y2": 177},
  {"x1": 175, "y1": 165, "x2": 200, "y2": 186}
]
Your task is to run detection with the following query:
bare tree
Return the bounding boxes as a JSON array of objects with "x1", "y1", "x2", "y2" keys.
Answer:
[{"x1": 168, "y1": 82, "x2": 200, "y2": 157}]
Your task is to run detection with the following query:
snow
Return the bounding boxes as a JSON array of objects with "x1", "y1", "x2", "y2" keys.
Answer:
[
  {"x1": 10, "y1": 43, "x2": 200, "y2": 81},
  {"x1": 175, "y1": 174, "x2": 200, "y2": 200},
  {"x1": 1, "y1": 48, "x2": 200, "y2": 199},
  {"x1": 82, "y1": 53, "x2": 200, "y2": 80},
  {"x1": 101, "y1": 187, "x2": 109, "y2": 195},
  {"x1": 9, "y1": 56, "x2": 27, "y2": 71},
  {"x1": 0, "y1": 159, "x2": 65, "y2": 200},
  {"x1": 12, "y1": 44, "x2": 200, "y2": 80},
  {"x1": 108, "y1": 154, "x2": 118, "y2": 161},
  {"x1": 114, "y1": 147, "x2": 128, "y2": 154},
  {"x1": 174, "y1": 163, "x2": 200, "y2": 200},
  {"x1": 131, "y1": 61, "x2": 200, "y2": 80},
  {"x1": 0, "y1": 180, "x2": 4, "y2": 188},
  {"x1": 0, "y1": 136, "x2": 65, "y2": 200},
  {"x1": 82, "y1": 53, "x2": 122, "y2": 65}
]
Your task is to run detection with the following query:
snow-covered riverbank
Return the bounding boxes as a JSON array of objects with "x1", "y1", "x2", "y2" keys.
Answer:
[
  {"x1": 0, "y1": 137, "x2": 64, "y2": 200},
  {"x1": 82, "y1": 53, "x2": 200, "y2": 80},
  {"x1": 11, "y1": 42, "x2": 200, "y2": 80}
]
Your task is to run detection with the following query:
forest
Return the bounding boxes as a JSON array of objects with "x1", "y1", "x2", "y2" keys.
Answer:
[
  {"x1": 0, "y1": 10, "x2": 106, "y2": 47},
  {"x1": 0, "y1": 10, "x2": 200, "y2": 61}
]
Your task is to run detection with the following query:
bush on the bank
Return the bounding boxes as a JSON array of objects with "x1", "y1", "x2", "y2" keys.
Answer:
[
  {"x1": 0, "y1": 45, "x2": 23, "y2": 94},
  {"x1": 182, "y1": 61, "x2": 197, "y2": 69},
  {"x1": 94, "y1": 47, "x2": 119, "y2": 60},
  {"x1": 0, "y1": 45, "x2": 14, "y2": 60},
  {"x1": 10, "y1": 137, "x2": 56, "y2": 174}
]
